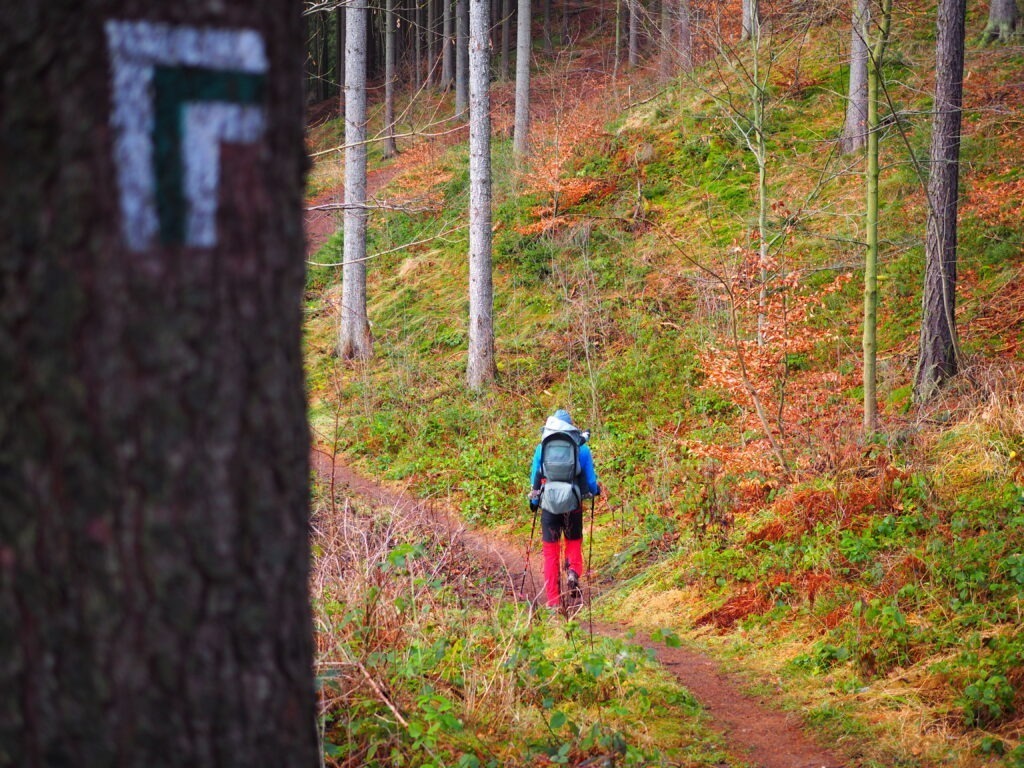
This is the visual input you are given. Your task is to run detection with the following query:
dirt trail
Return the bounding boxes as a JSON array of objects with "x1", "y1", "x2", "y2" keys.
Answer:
[{"x1": 311, "y1": 449, "x2": 848, "y2": 768}]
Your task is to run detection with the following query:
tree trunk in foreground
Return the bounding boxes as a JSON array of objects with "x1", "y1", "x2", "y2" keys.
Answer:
[
  {"x1": 468, "y1": 0, "x2": 496, "y2": 388},
  {"x1": 915, "y1": 0, "x2": 966, "y2": 402},
  {"x1": 841, "y1": 0, "x2": 869, "y2": 154},
  {"x1": 342, "y1": 0, "x2": 374, "y2": 359},
  {"x1": 981, "y1": 0, "x2": 1020, "y2": 44},
  {"x1": 0, "y1": 2, "x2": 317, "y2": 765},
  {"x1": 513, "y1": 0, "x2": 532, "y2": 158}
]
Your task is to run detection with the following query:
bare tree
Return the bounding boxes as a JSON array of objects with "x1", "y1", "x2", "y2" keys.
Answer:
[
  {"x1": 500, "y1": 0, "x2": 512, "y2": 79},
  {"x1": 915, "y1": 0, "x2": 966, "y2": 402},
  {"x1": 863, "y1": 0, "x2": 893, "y2": 434},
  {"x1": 543, "y1": 0, "x2": 555, "y2": 54},
  {"x1": 456, "y1": 0, "x2": 470, "y2": 113},
  {"x1": 679, "y1": 0, "x2": 693, "y2": 72},
  {"x1": 628, "y1": 0, "x2": 640, "y2": 66},
  {"x1": 427, "y1": 0, "x2": 437, "y2": 85},
  {"x1": 840, "y1": 0, "x2": 869, "y2": 154},
  {"x1": 1, "y1": 4, "x2": 317, "y2": 765},
  {"x1": 443, "y1": 0, "x2": 455, "y2": 88},
  {"x1": 415, "y1": 0, "x2": 424, "y2": 88},
  {"x1": 384, "y1": 0, "x2": 398, "y2": 157},
  {"x1": 981, "y1": 0, "x2": 1021, "y2": 44},
  {"x1": 660, "y1": 0, "x2": 674, "y2": 77},
  {"x1": 337, "y1": 5, "x2": 346, "y2": 105},
  {"x1": 741, "y1": 0, "x2": 759, "y2": 41},
  {"x1": 514, "y1": 0, "x2": 532, "y2": 157},
  {"x1": 468, "y1": 0, "x2": 496, "y2": 387},
  {"x1": 341, "y1": 0, "x2": 374, "y2": 359}
]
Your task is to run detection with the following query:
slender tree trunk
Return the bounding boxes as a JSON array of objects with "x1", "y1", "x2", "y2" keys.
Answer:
[
  {"x1": 501, "y1": 0, "x2": 512, "y2": 79},
  {"x1": 427, "y1": 0, "x2": 437, "y2": 84},
  {"x1": 614, "y1": 0, "x2": 623, "y2": 75},
  {"x1": 338, "y1": 4, "x2": 347, "y2": 108},
  {"x1": 443, "y1": 0, "x2": 454, "y2": 88},
  {"x1": 514, "y1": 0, "x2": 532, "y2": 157},
  {"x1": 562, "y1": 0, "x2": 570, "y2": 44},
  {"x1": 468, "y1": 0, "x2": 496, "y2": 388},
  {"x1": 628, "y1": 0, "x2": 640, "y2": 67},
  {"x1": 384, "y1": 0, "x2": 398, "y2": 157},
  {"x1": 679, "y1": 0, "x2": 692, "y2": 72},
  {"x1": 981, "y1": 0, "x2": 1020, "y2": 44},
  {"x1": 841, "y1": 0, "x2": 869, "y2": 154},
  {"x1": 741, "y1": 0, "x2": 759, "y2": 41},
  {"x1": 341, "y1": 7, "x2": 349, "y2": 97},
  {"x1": 342, "y1": 0, "x2": 374, "y2": 360},
  {"x1": 863, "y1": 0, "x2": 892, "y2": 435},
  {"x1": 753, "y1": 36, "x2": 769, "y2": 347},
  {"x1": 543, "y1": 0, "x2": 554, "y2": 54},
  {"x1": 456, "y1": 0, "x2": 469, "y2": 113},
  {"x1": 415, "y1": 0, "x2": 424, "y2": 89},
  {"x1": 1, "y1": 4, "x2": 317, "y2": 764},
  {"x1": 915, "y1": 0, "x2": 966, "y2": 402},
  {"x1": 660, "y1": 0, "x2": 673, "y2": 78}
]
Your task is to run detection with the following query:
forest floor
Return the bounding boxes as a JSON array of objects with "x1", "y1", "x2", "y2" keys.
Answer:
[{"x1": 311, "y1": 446, "x2": 848, "y2": 768}]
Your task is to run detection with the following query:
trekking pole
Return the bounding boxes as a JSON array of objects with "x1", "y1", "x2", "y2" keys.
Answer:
[
  {"x1": 521, "y1": 503, "x2": 539, "y2": 605},
  {"x1": 587, "y1": 494, "x2": 596, "y2": 646}
]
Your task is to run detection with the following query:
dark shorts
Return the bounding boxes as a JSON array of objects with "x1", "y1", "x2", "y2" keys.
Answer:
[{"x1": 541, "y1": 508, "x2": 583, "y2": 543}]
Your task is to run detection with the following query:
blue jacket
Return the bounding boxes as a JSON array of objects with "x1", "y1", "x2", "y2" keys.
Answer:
[{"x1": 530, "y1": 442, "x2": 599, "y2": 496}]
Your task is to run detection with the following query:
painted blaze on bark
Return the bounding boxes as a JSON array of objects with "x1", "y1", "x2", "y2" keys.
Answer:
[{"x1": 0, "y1": 4, "x2": 317, "y2": 766}]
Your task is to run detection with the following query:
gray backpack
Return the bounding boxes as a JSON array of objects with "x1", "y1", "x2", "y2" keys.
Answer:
[{"x1": 539, "y1": 432, "x2": 582, "y2": 515}]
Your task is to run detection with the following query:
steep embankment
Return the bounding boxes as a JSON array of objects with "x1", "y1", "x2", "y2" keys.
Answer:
[
  {"x1": 311, "y1": 447, "x2": 847, "y2": 768},
  {"x1": 305, "y1": 4, "x2": 1024, "y2": 766}
]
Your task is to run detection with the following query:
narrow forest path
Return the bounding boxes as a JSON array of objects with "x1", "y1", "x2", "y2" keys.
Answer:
[{"x1": 310, "y1": 449, "x2": 849, "y2": 768}]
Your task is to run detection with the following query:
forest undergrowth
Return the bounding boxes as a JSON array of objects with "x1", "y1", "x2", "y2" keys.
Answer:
[
  {"x1": 305, "y1": 2, "x2": 1024, "y2": 765},
  {"x1": 309, "y1": 468, "x2": 736, "y2": 767}
]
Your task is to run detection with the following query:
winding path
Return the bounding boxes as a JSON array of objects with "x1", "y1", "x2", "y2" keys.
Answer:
[{"x1": 311, "y1": 449, "x2": 849, "y2": 768}]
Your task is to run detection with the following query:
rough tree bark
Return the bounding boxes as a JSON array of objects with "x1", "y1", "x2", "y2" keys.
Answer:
[
  {"x1": 342, "y1": 0, "x2": 375, "y2": 359},
  {"x1": 513, "y1": 0, "x2": 532, "y2": 157},
  {"x1": 840, "y1": 0, "x2": 869, "y2": 154},
  {"x1": 0, "y1": 2, "x2": 317, "y2": 765},
  {"x1": 468, "y1": 0, "x2": 496, "y2": 388},
  {"x1": 456, "y1": 0, "x2": 470, "y2": 113},
  {"x1": 915, "y1": 0, "x2": 966, "y2": 402},
  {"x1": 981, "y1": 0, "x2": 1020, "y2": 44}
]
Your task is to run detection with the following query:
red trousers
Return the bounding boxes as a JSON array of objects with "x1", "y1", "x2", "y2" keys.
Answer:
[{"x1": 543, "y1": 538, "x2": 583, "y2": 607}]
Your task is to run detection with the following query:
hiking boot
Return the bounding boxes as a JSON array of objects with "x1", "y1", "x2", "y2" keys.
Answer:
[{"x1": 566, "y1": 568, "x2": 581, "y2": 597}]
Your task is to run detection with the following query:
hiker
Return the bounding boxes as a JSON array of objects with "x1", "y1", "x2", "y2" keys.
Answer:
[{"x1": 529, "y1": 409, "x2": 600, "y2": 608}]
